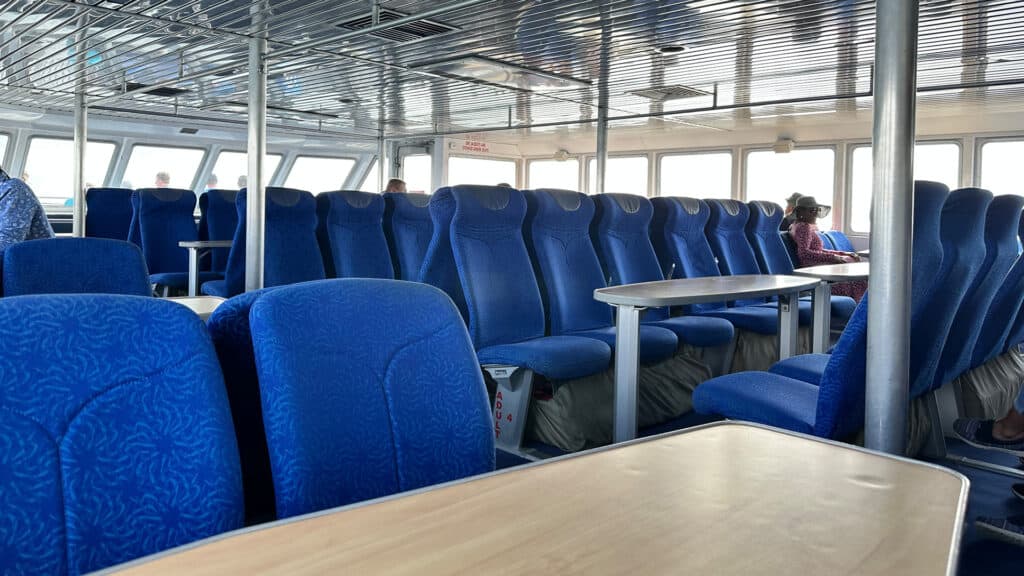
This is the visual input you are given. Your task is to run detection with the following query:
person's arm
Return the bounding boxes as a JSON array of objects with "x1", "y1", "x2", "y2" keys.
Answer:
[
  {"x1": 0, "y1": 182, "x2": 35, "y2": 251},
  {"x1": 791, "y1": 223, "x2": 845, "y2": 266}
]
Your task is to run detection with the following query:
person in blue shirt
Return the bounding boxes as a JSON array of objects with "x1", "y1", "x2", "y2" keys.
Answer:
[{"x1": 0, "y1": 167, "x2": 55, "y2": 250}]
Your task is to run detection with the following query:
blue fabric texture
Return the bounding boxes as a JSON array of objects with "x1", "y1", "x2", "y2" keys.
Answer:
[
  {"x1": 316, "y1": 191, "x2": 394, "y2": 279},
  {"x1": 939, "y1": 194, "x2": 1024, "y2": 383},
  {"x1": 383, "y1": 192, "x2": 432, "y2": 280},
  {"x1": 768, "y1": 353, "x2": 831, "y2": 384},
  {"x1": 207, "y1": 287, "x2": 282, "y2": 525},
  {"x1": 818, "y1": 231, "x2": 836, "y2": 249},
  {"x1": 418, "y1": 188, "x2": 467, "y2": 319},
  {"x1": 745, "y1": 201, "x2": 793, "y2": 274},
  {"x1": 825, "y1": 230, "x2": 855, "y2": 252},
  {"x1": 249, "y1": 280, "x2": 494, "y2": 519},
  {"x1": 2, "y1": 237, "x2": 152, "y2": 297},
  {"x1": 0, "y1": 295, "x2": 243, "y2": 574},
  {"x1": 813, "y1": 295, "x2": 870, "y2": 438},
  {"x1": 85, "y1": 188, "x2": 133, "y2": 241},
  {"x1": 649, "y1": 197, "x2": 727, "y2": 313},
  {"x1": 568, "y1": 325, "x2": 678, "y2": 364},
  {"x1": 204, "y1": 189, "x2": 239, "y2": 274},
  {"x1": 202, "y1": 188, "x2": 325, "y2": 298},
  {"x1": 692, "y1": 372, "x2": 820, "y2": 435},
  {"x1": 137, "y1": 188, "x2": 198, "y2": 288},
  {"x1": 646, "y1": 316, "x2": 734, "y2": 348},
  {"x1": 128, "y1": 191, "x2": 141, "y2": 247},
  {"x1": 476, "y1": 336, "x2": 611, "y2": 381}
]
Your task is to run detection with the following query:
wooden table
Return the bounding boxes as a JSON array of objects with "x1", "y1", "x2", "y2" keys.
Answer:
[
  {"x1": 792, "y1": 262, "x2": 870, "y2": 353},
  {"x1": 165, "y1": 296, "x2": 225, "y2": 321},
  {"x1": 178, "y1": 240, "x2": 232, "y2": 296},
  {"x1": 594, "y1": 275, "x2": 820, "y2": 442},
  {"x1": 108, "y1": 423, "x2": 968, "y2": 576}
]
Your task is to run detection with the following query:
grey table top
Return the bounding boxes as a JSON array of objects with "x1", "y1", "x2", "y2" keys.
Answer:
[
  {"x1": 166, "y1": 296, "x2": 225, "y2": 320},
  {"x1": 594, "y1": 275, "x2": 820, "y2": 307},
  {"x1": 791, "y1": 262, "x2": 870, "y2": 282},
  {"x1": 179, "y1": 240, "x2": 233, "y2": 248}
]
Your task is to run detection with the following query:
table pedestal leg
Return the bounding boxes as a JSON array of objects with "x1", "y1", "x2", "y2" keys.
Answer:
[
  {"x1": 777, "y1": 292, "x2": 800, "y2": 360},
  {"x1": 812, "y1": 281, "x2": 832, "y2": 354},
  {"x1": 188, "y1": 248, "x2": 199, "y2": 297},
  {"x1": 613, "y1": 304, "x2": 641, "y2": 443}
]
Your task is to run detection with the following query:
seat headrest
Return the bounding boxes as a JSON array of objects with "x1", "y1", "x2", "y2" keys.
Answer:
[
  {"x1": 533, "y1": 188, "x2": 583, "y2": 212},
  {"x1": 267, "y1": 187, "x2": 308, "y2": 208},
  {"x1": 526, "y1": 189, "x2": 592, "y2": 231},
  {"x1": 208, "y1": 189, "x2": 238, "y2": 204},
  {"x1": 595, "y1": 193, "x2": 653, "y2": 233},
  {"x1": 138, "y1": 187, "x2": 194, "y2": 207},
  {"x1": 706, "y1": 199, "x2": 750, "y2": 230},
  {"x1": 941, "y1": 188, "x2": 994, "y2": 242},
  {"x1": 385, "y1": 191, "x2": 431, "y2": 209},
  {"x1": 611, "y1": 193, "x2": 644, "y2": 214},
  {"x1": 746, "y1": 201, "x2": 784, "y2": 231},
  {"x1": 985, "y1": 195, "x2": 1024, "y2": 244},
  {"x1": 657, "y1": 196, "x2": 710, "y2": 232},
  {"x1": 318, "y1": 191, "x2": 384, "y2": 222},
  {"x1": 447, "y1": 185, "x2": 513, "y2": 211},
  {"x1": 450, "y1": 186, "x2": 525, "y2": 228}
]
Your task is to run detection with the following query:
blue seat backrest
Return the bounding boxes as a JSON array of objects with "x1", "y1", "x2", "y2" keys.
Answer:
[
  {"x1": 815, "y1": 294, "x2": 869, "y2": 439},
  {"x1": 137, "y1": 187, "x2": 198, "y2": 275},
  {"x1": 0, "y1": 295, "x2": 243, "y2": 573},
  {"x1": 316, "y1": 191, "x2": 394, "y2": 279},
  {"x1": 419, "y1": 188, "x2": 467, "y2": 320},
  {"x1": 383, "y1": 192, "x2": 432, "y2": 280},
  {"x1": 780, "y1": 231, "x2": 800, "y2": 267},
  {"x1": 745, "y1": 200, "x2": 794, "y2": 274},
  {"x1": 911, "y1": 187, "x2": 993, "y2": 396},
  {"x1": 206, "y1": 189, "x2": 239, "y2": 273},
  {"x1": 220, "y1": 188, "x2": 326, "y2": 297},
  {"x1": 706, "y1": 200, "x2": 765, "y2": 306},
  {"x1": 525, "y1": 189, "x2": 610, "y2": 334},
  {"x1": 825, "y1": 230, "x2": 855, "y2": 252},
  {"x1": 250, "y1": 280, "x2": 494, "y2": 519},
  {"x1": 939, "y1": 193, "x2": 1024, "y2": 382},
  {"x1": 128, "y1": 190, "x2": 141, "y2": 247},
  {"x1": 450, "y1": 186, "x2": 546, "y2": 349},
  {"x1": 909, "y1": 181, "x2": 950, "y2": 318},
  {"x1": 591, "y1": 193, "x2": 671, "y2": 321},
  {"x1": 85, "y1": 187, "x2": 133, "y2": 241},
  {"x1": 2, "y1": 237, "x2": 151, "y2": 296},
  {"x1": 198, "y1": 192, "x2": 210, "y2": 241},
  {"x1": 1000, "y1": 214, "x2": 1024, "y2": 353},
  {"x1": 650, "y1": 197, "x2": 726, "y2": 313},
  {"x1": 818, "y1": 231, "x2": 836, "y2": 249}
]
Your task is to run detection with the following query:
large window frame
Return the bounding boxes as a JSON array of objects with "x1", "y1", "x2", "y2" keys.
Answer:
[
  {"x1": 122, "y1": 142, "x2": 207, "y2": 191},
  {"x1": 210, "y1": 149, "x2": 284, "y2": 190},
  {"x1": 0, "y1": 133, "x2": 10, "y2": 169},
  {"x1": 447, "y1": 154, "x2": 520, "y2": 188},
  {"x1": 975, "y1": 136, "x2": 1024, "y2": 197},
  {"x1": 743, "y1": 145, "x2": 838, "y2": 229},
  {"x1": 656, "y1": 149, "x2": 734, "y2": 199},
  {"x1": 526, "y1": 156, "x2": 582, "y2": 192},
  {"x1": 24, "y1": 135, "x2": 120, "y2": 209},
  {"x1": 584, "y1": 154, "x2": 651, "y2": 196},
  {"x1": 282, "y1": 154, "x2": 359, "y2": 193}
]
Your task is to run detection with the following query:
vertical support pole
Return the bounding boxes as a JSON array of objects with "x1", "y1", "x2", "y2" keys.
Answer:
[
  {"x1": 866, "y1": 0, "x2": 918, "y2": 454},
  {"x1": 72, "y1": 92, "x2": 87, "y2": 237},
  {"x1": 777, "y1": 292, "x2": 800, "y2": 359},
  {"x1": 594, "y1": 6, "x2": 610, "y2": 195},
  {"x1": 613, "y1": 304, "x2": 642, "y2": 443},
  {"x1": 811, "y1": 281, "x2": 832, "y2": 354},
  {"x1": 245, "y1": 5, "x2": 268, "y2": 292},
  {"x1": 377, "y1": 124, "x2": 386, "y2": 192}
]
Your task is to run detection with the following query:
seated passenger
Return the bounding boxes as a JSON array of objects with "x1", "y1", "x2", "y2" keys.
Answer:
[
  {"x1": 0, "y1": 166, "x2": 55, "y2": 250},
  {"x1": 780, "y1": 192, "x2": 801, "y2": 231},
  {"x1": 789, "y1": 195, "x2": 866, "y2": 302},
  {"x1": 385, "y1": 178, "x2": 407, "y2": 193},
  {"x1": 155, "y1": 171, "x2": 171, "y2": 188}
]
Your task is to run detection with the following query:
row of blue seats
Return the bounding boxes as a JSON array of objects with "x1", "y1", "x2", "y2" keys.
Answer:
[
  {"x1": 0, "y1": 281, "x2": 494, "y2": 574},
  {"x1": 694, "y1": 184, "x2": 1024, "y2": 442}
]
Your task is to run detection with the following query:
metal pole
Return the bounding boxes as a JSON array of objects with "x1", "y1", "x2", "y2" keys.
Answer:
[
  {"x1": 377, "y1": 126, "x2": 386, "y2": 192},
  {"x1": 71, "y1": 13, "x2": 87, "y2": 237},
  {"x1": 594, "y1": 8, "x2": 610, "y2": 194},
  {"x1": 865, "y1": 0, "x2": 918, "y2": 454},
  {"x1": 245, "y1": 5, "x2": 268, "y2": 292}
]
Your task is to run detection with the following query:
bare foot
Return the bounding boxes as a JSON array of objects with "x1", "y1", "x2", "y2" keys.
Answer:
[{"x1": 993, "y1": 409, "x2": 1024, "y2": 441}]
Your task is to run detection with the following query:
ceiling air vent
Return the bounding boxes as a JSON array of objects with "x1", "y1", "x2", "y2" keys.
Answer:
[
  {"x1": 630, "y1": 85, "x2": 710, "y2": 102},
  {"x1": 124, "y1": 82, "x2": 190, "y2": 98},
  {"x1": 336, "y1": 8, "x2": 459, "y2": 43}
]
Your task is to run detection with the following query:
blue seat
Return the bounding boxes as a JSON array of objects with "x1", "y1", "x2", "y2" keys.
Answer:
[
  {"x1": 383, "y1": 192, "x2": 432, "y2": 280},
  {"x1": 825, "y1": 230, "x2": 855, "y2": 252},
  {"x1": 0, "y1": 295, "x2": 243, "y2": 573},
  {"x1": 650, "y1": 197, "x2": 790, "y2": 335},
  {"x1": 205, "y1": 189, "x2": 239, "y2": 274},
  {"x1": 589, "y1": 193, "x2": 734, "y2": 348},
  {"x1": 524, "y1": 189, "x2": 678, "y2": 364},
  {"x1": 2, "y1": 237, "x2": 151, "y2": 296},
  {"x1": 316, "y1": 191, "x2": 394, "y2": 279},
  {"x1": 988, "y1": 215, "x2": 1024, "y2": 358},
  {"x1": 202, "y1": 188, "x2": 326, "y2": 298},
  {"x1": 128, "y1": 190, "x2": 141, "y2": 247},
  {"x1": 818, "y1": 231, "x2": 836, "y2": 249},
  {"x1": 418, "y1": 187, "x2": 468, "y2": 319},
  {"x1": 85, "y1": 187, "x2": 133, "y2": 240},
  {"x1": 138, "y1": 187, "x2": 219, "y2": 291},
  {"x1": 249, "y1": 279, "x2": 494, "y2": 519},
  {"x1": 780, "y1": 230, "x2": 799, "y2": 267}
]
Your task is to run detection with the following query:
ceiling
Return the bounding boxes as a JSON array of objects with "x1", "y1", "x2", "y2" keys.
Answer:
[{"x1": 0, "y1": 0, "x2": 1020, "y2": 140}]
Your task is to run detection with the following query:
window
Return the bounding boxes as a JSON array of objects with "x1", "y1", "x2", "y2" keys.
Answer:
[
  {"x1": 448, "y1": 156, "x2": 517, "y2": 187},
  {"x1": 122, "y1": 145, "x2": 205, "y2": 190},
  {"x1": 208, "y1": 151, "x2": 282, "y2": 190},
  {"x1": 402, "y1": 154, "x2": 432, "y2": 193},
  {"x1": 528, "y1": 158, "x2": 580, "y2": 191},
  {"x1": 981, "y1": 140, "x2": 1024, "y2": 197},
  {"x1": 0, "y1": 134, "x2": 8, "y2": 167},
  {"x1": 849, "y1": 143, "x2": 960, "y2": 232},
  {"x1": 746, "y1": 148, "x2": 835, "y2": 229},
  {"x1": 659, "y1": 152, "x2": 732, "y2": 198},
  {"x1": 283, "y1": 156, "x2": 356, "y2": 192},
  {"x1": 23, "y1": 137, "x2": 116, "y2": 206},
  {"x1": 359, "y1": 160, "x2": 380, "y2": 192},
  {"x1": 587, "y1": 156, "x2": 649, "y2": 195}
]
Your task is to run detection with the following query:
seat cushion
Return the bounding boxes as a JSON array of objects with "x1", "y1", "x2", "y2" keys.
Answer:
[
  {"x1": 692, "y1": 371, "x2": 820, "y2": 435},
  {"x1": 477, "y1": 335, "x2": 611, "y2": 381},
  {"x1": 151, "y1": 271, "x2": 223, "y2": 288},
  {"x1": 201, "y1": 279, "x2": 230, "y2": 297},
  {"x1": 695, "y1": 305, "x2": 782, "y2": 335},
  {"x1": 829, "y1": 295, "x2": 857, "y2": 322},
  {"x1": 646, "y1": 315, "x2": 734, "y2": 348},
  {"x1": 768, "y1": 353, "x2": 831, "y2": 384},
  {"x1": 569, "y1": 325, "x2": 678, "y2": 364}
]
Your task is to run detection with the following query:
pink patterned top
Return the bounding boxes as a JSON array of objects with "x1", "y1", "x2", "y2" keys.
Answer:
[{"x1": 789, "y1": 221, "x2": 866, "y2": 302}]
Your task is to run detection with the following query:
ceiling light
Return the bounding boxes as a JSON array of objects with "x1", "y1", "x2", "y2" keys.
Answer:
[{"x1": 412, "y1": 55, "x2": 590, "y2": 92}]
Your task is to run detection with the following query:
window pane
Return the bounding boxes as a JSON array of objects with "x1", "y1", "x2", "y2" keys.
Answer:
[
  {"x1": 402, "y1": 154, "x2": 432, "y2": 193},
  {"x1": 448, "y1": 156, "x2": 517, "y2": 187},
  {"x1": 359, "y1": 160, "x2": 380, "y2": 192},
  {"x1": 528, "y1": 158, "x2": 580, "y2": 191},
  {"x1": 849, "y1": 143, "x2": 960, "y2": 232},
  {"x1": 122, "y1": 145, "x2": 205, "y2": 190},
  {"x1": 746, "y1": 148, "x2": 835, "y2": 229},
  {"x1": 659, "y1": 152, "x2": 732, "y2": 198},
  {"x1": 24, "y1": 138, "x2": 116, "y2": 206},
  {"x1": 0, "y1": 134, "x2": 8, "y2": 166},
  {"x1": 284, "y1": 156, "x2": 356, "y2": 193},
  {"x1": 587, "y1": 156, "x2": 649, "y2": 195},
  {"x1": 981, "y1": 140, "x2": 1024, "y2": 197},
  {"x1": 208, "y1": 151, "x2": 281, "y2": 190}
]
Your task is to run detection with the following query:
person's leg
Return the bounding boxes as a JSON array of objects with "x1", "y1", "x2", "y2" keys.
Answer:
[{"x1": 993, "y1": 407, "x2": 1024, "y2": 441}]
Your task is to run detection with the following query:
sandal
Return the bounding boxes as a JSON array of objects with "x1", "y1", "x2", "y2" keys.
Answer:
[{"x1": 952, "y1": 419, "x2": 1024, "y2": 455}]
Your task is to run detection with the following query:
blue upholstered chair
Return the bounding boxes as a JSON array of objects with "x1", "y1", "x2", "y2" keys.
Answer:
[
  {"x1": 201, "y1": 188, "x2": 326, "y2": 298},
  {"x1": 137, "y1": 187, "x2": 219, "y2": 292},
  {"x1": 0, "y1": 295, "x2": 243, "y2": 573},
  {"x1": 383, "y1": 192, "x2": 432, "y2": 280},
  {"x1": 447, "y1": 185, "x2": 612, "y2": 452},
  {"x1": 2, "y1": 238, "x2": 151, "y2": 296},
  {"x1": 986, "y1": 214, "x2": 1024, "y2": 359},
  {"x1": 524, "y1": 189, "x2": 678, "y2": 364},
  {"x1": 818, "y1": 231, "x2": 836, "y2": 250},
  {"x1": 418, "y1": 188, "x2": 468, "y2": 319},
  {"x1": 128, "y1": 190, "x2": 141, "y2": 247},
  {"x1": 205, "y1": 189, "x2": 239, "y2": 274},
  {"x1": 249, "y1": 280, "x2": 495, "y2": 519},
  {"x1": 824, "y1": 230, "x2": 855, "y2": 252},
  {"x1": 85, "y1": 187, "x2": 133, "y2": 240},
  {"x1": 316, "y1": 191, "x2": 394, "y2": 279}
]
